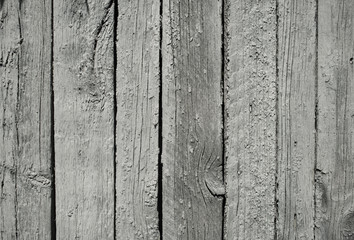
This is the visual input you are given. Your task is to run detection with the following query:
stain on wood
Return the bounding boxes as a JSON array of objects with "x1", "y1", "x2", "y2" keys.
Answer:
[
  {"x1": 276, "y1": 0, "x2": 317, "y2": 239},
  {"x1": 0, "y1": 0, "x2": 53, "y2": 238},
  {"x1": 316, "y1": 0, "x2": 354, "y2": 239},
  {"x1": 53, "y1": 0, "x2": 115, "y2": 239},
  {"x1": 224, "y1": 0, "x2": 277, "y2": 239},
  {"x1": 115, "y1": 0, "x2": 160, "y2": 239},
  {"x1": 161, "y1": 0, "x2": 224, "y2": 239}
]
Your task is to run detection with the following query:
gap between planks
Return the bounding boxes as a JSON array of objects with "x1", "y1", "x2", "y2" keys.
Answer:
[
  {"x1": 113, "y1": 0, "x2": 118, "y2": 239},
  {"x1": 221, "y1": 0, "x2": 229, "y2": 239},
  {"x1": 158, "y1": 0, "x2": 164, "y2": 238},
  {"x1": 50, "y1": 0, "x2": 56, "y2": 238}
]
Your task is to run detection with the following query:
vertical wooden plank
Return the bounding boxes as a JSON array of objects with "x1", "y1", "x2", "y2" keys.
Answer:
[
  {"x1": 224, "y1": 0, "x2": 277, "y2": 239},
  {"x1": 53, "y1": 0, "x2": 115, "y2": 239},
  {"x1": 0, "y1": 0, "x2": 53, "y2": 239},
  {"x1": 162, "y1": 0, "x2": 224, "y2": 239},
  {"x1": 316, "y1": 1, "x2": 354, "y2": 239},
  {"x1": 276, "y1": 0, "x2": 317, "y2": 239},
  {"x1": 0, "y1": 2, "x2": 18, "y2": 236},
  {"x1": 115, "y1": 0, "x2": 160, "y2": 239}
]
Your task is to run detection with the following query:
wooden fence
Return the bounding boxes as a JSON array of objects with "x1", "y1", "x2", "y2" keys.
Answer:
[{"x1": 0, "y1": 0, "x2": 353, "y2": 239}]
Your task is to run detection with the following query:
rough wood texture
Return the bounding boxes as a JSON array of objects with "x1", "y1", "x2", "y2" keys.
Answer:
[
  {"x1": 224, "y1": 0, "x2": 277, "y2": 239},
  {"x1": 53, "y1": 0, "x2": 115, "y2": 238},
  {"x1": 316, "y1": 1, "x2": 354, "y2": 239},
  {"x1": 162, "y1": 0, "x2": 224, "y2": 239},
  {"x1": 115, "y1": 0, "x2": 160, "y2": 239},
  {"x1": 276, "y1": 0, "x2": 317, "y2": 239},
  {"x1": 0, "y1": 0, "x2": 53, "y2": 238},
  {"x1": 3, "y1": 1, "x2": 354, "y2": 239}
]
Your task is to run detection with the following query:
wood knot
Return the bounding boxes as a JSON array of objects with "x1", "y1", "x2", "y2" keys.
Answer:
[
  {"x1": 341, "y1": 212, "x2": 354, "y2": 239},
  {"x1": 205, "y1": 177, "x2": 225, "y2": 197},
  {"x1": 22, "y1": 169, "x2": 52, "y2": 188}
]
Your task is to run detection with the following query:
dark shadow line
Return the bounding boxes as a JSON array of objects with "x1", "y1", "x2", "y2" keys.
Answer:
[
  {"x1": 221, "y1": 0, "x2": 229, "y2": 239},
  {"x1": 113, "y1": 1, "x2": 118, "y2": 240},
  {"x1": 313, "y1": 0, "x2": 319, "y2": 239},
  {"x1": 15, "y1": 2, "x2": 24, "y2": 238},
  {"x1": 50, "y1": 0, "x2": 56, "y2": 238},
  {"x1": 274, "y1": 0, "x2": 279, "y2": 239},
  {"x1": 158, "y1": 0, "x2": 163, "y2": 239}
]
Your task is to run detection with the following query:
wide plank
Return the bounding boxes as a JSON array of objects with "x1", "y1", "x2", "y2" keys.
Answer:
[
  {"x1": 224, "y1": 0, "x2": 277, "y2": 239},
  {"x1": 53, "y1": 0, "x2": 115, "y2": 238},
  {"x1": 0, "y1": 0, "x2": 53, "y2": 238},
  {"x1": 316, "y1": 0, "x2": 354, "y2": 239},
  {"x1": 162, "y1": 0, "x2": 224, "y2": 239}
]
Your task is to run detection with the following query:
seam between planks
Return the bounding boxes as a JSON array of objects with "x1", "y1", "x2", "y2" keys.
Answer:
[
  {"x1": 221, "y1": 0, "x2": 229, "y2": 239},
  {"x1": 50, "y1": 0, "x2": 56, "y2": 238},
  {"x1": 15, "y1": 41, "x2": 19, "y2": 240},
  {"x1": 113, "y1": 1, "x2": 118, "y2": 239},
  {"x1": 15, "y1": 3, "x2": 22, "y2": 237},
  {"x1": 274, "y1": 0, "x2": 279, "y2": 239},
  {"x1": 313, "y1": 0, "x2": 319, "y2": 239},
  {"x1": 158, "y1": 0, "x2": 163, "y2": 238}
]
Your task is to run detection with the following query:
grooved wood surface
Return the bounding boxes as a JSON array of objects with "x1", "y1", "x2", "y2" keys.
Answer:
[
  {"x1": 115, "y1": 0, "x2": 160, "y2": 239},
  {"x1": 161, "y1": 0, "x2": 224, "y2": 239},
  {"x1": 316, "y1": 0, "x2": 354, "y2": 239},
  {"x1": 0, "y1": 0, "x2": 53, "y2": 238},
  {"x1": 53, "y1": 0, "x2": 115, "y2": 238},
  {"x1": 1, "y1": 0, "x2": 354, "y2": 239},
  {"x1": 276, "y1": 0, "x2": 317, "y2": 239}
]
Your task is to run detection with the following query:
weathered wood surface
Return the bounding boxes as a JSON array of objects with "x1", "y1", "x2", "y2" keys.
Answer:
[
  {"x1": 224, "y1": 0, "x2": 277, "y2": 239},
  {"x1": 162, "y1": 0, "x2": 224, "y2": 239},
  {"x1": 316, "y1": 0, "x2": 354, "y2": 239},
  {"x1": 276, "y1": 0, "x2": 317, "y2": 239},
  {"x1": 53, "y1": 0, "x2": 115, "y2": 239},
  {"x1": 3, "y1": 0, "x2": 354, "y2": 239},
  {"x1": 115, "y1": 0, "x2": 160, "y2": 239},
  {"x1": 0, "y1": 0, "x2": 53, "y2": 239}
]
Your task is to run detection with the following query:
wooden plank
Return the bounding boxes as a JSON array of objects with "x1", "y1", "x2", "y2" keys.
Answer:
[
  {"x1": 115, "y1": 0, "x2": 160, "y2": 239},
  {"x1": 276, "y1": 0, "x2": 317, "y2": 239},
  {"x1": 161, "y1": 0, "x2": 224, "y2": 239},
  {"x1": 224, "y1": 0, "x2": 277, "y2": 239},
  {"x1": 316, "y1": 1, "x2": 354, "y2": 239},
  {"x1": 0, "y1": 1, "x2": 20, "y2": 237},
  {"x1": 0, "y1": 0, "x2": 53, "y2": 239},
  {"x1": 53, "y1": 0, "x2": 115, "y2": 238}
]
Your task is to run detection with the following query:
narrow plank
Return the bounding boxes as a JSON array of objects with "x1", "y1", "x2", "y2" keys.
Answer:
[
  {"x1": 115, "y1": 0, "x2": 160, "y2": 239},
  {"x1": 53, "y1": 0, "x2": 115, "y2": 238},
  {"x1": 276, "y1": 0, "x2": 317, "y2": 239},
  {"x1": 0, "y1": 2, "x2": 20, "y2": 237},
  {"x1": 316, "y1": 0, "x2": 354, "y2": 239},
  {"x1": 224, "y1": 0, "x2": 277, "y2": 239},
  {"x1": 162, "y1": 0, "x2": 224, "y2": 239},
  {"x1": 0, "y1": 0, "x2": 53, "y2": 239}
]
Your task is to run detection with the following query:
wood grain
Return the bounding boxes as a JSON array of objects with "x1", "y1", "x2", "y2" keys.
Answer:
[
  {"x1": 276, "y1": 0, "x2": 317, "y2": 239},
  {"x1": 316, "y1": 0, "x2": 354, "y2": 239},
  {"x1": 3, "y1": 1, "x2": 354, "y2": 239},
  {"x1": 53, "y1": 0, "x2": 115, "y2": 238},
  {"x1": 161, "y1": 0, "x2": 224, "y2": 239},
  {"x1": 224, "y1": 0, "x2": 277, "y2": 239},
  {"x1": 0, "y1": 0, "x2": 53, "y2": 238},
  {"x1": 115, "y1": 0, "x2": 160, "y2": 239}
]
